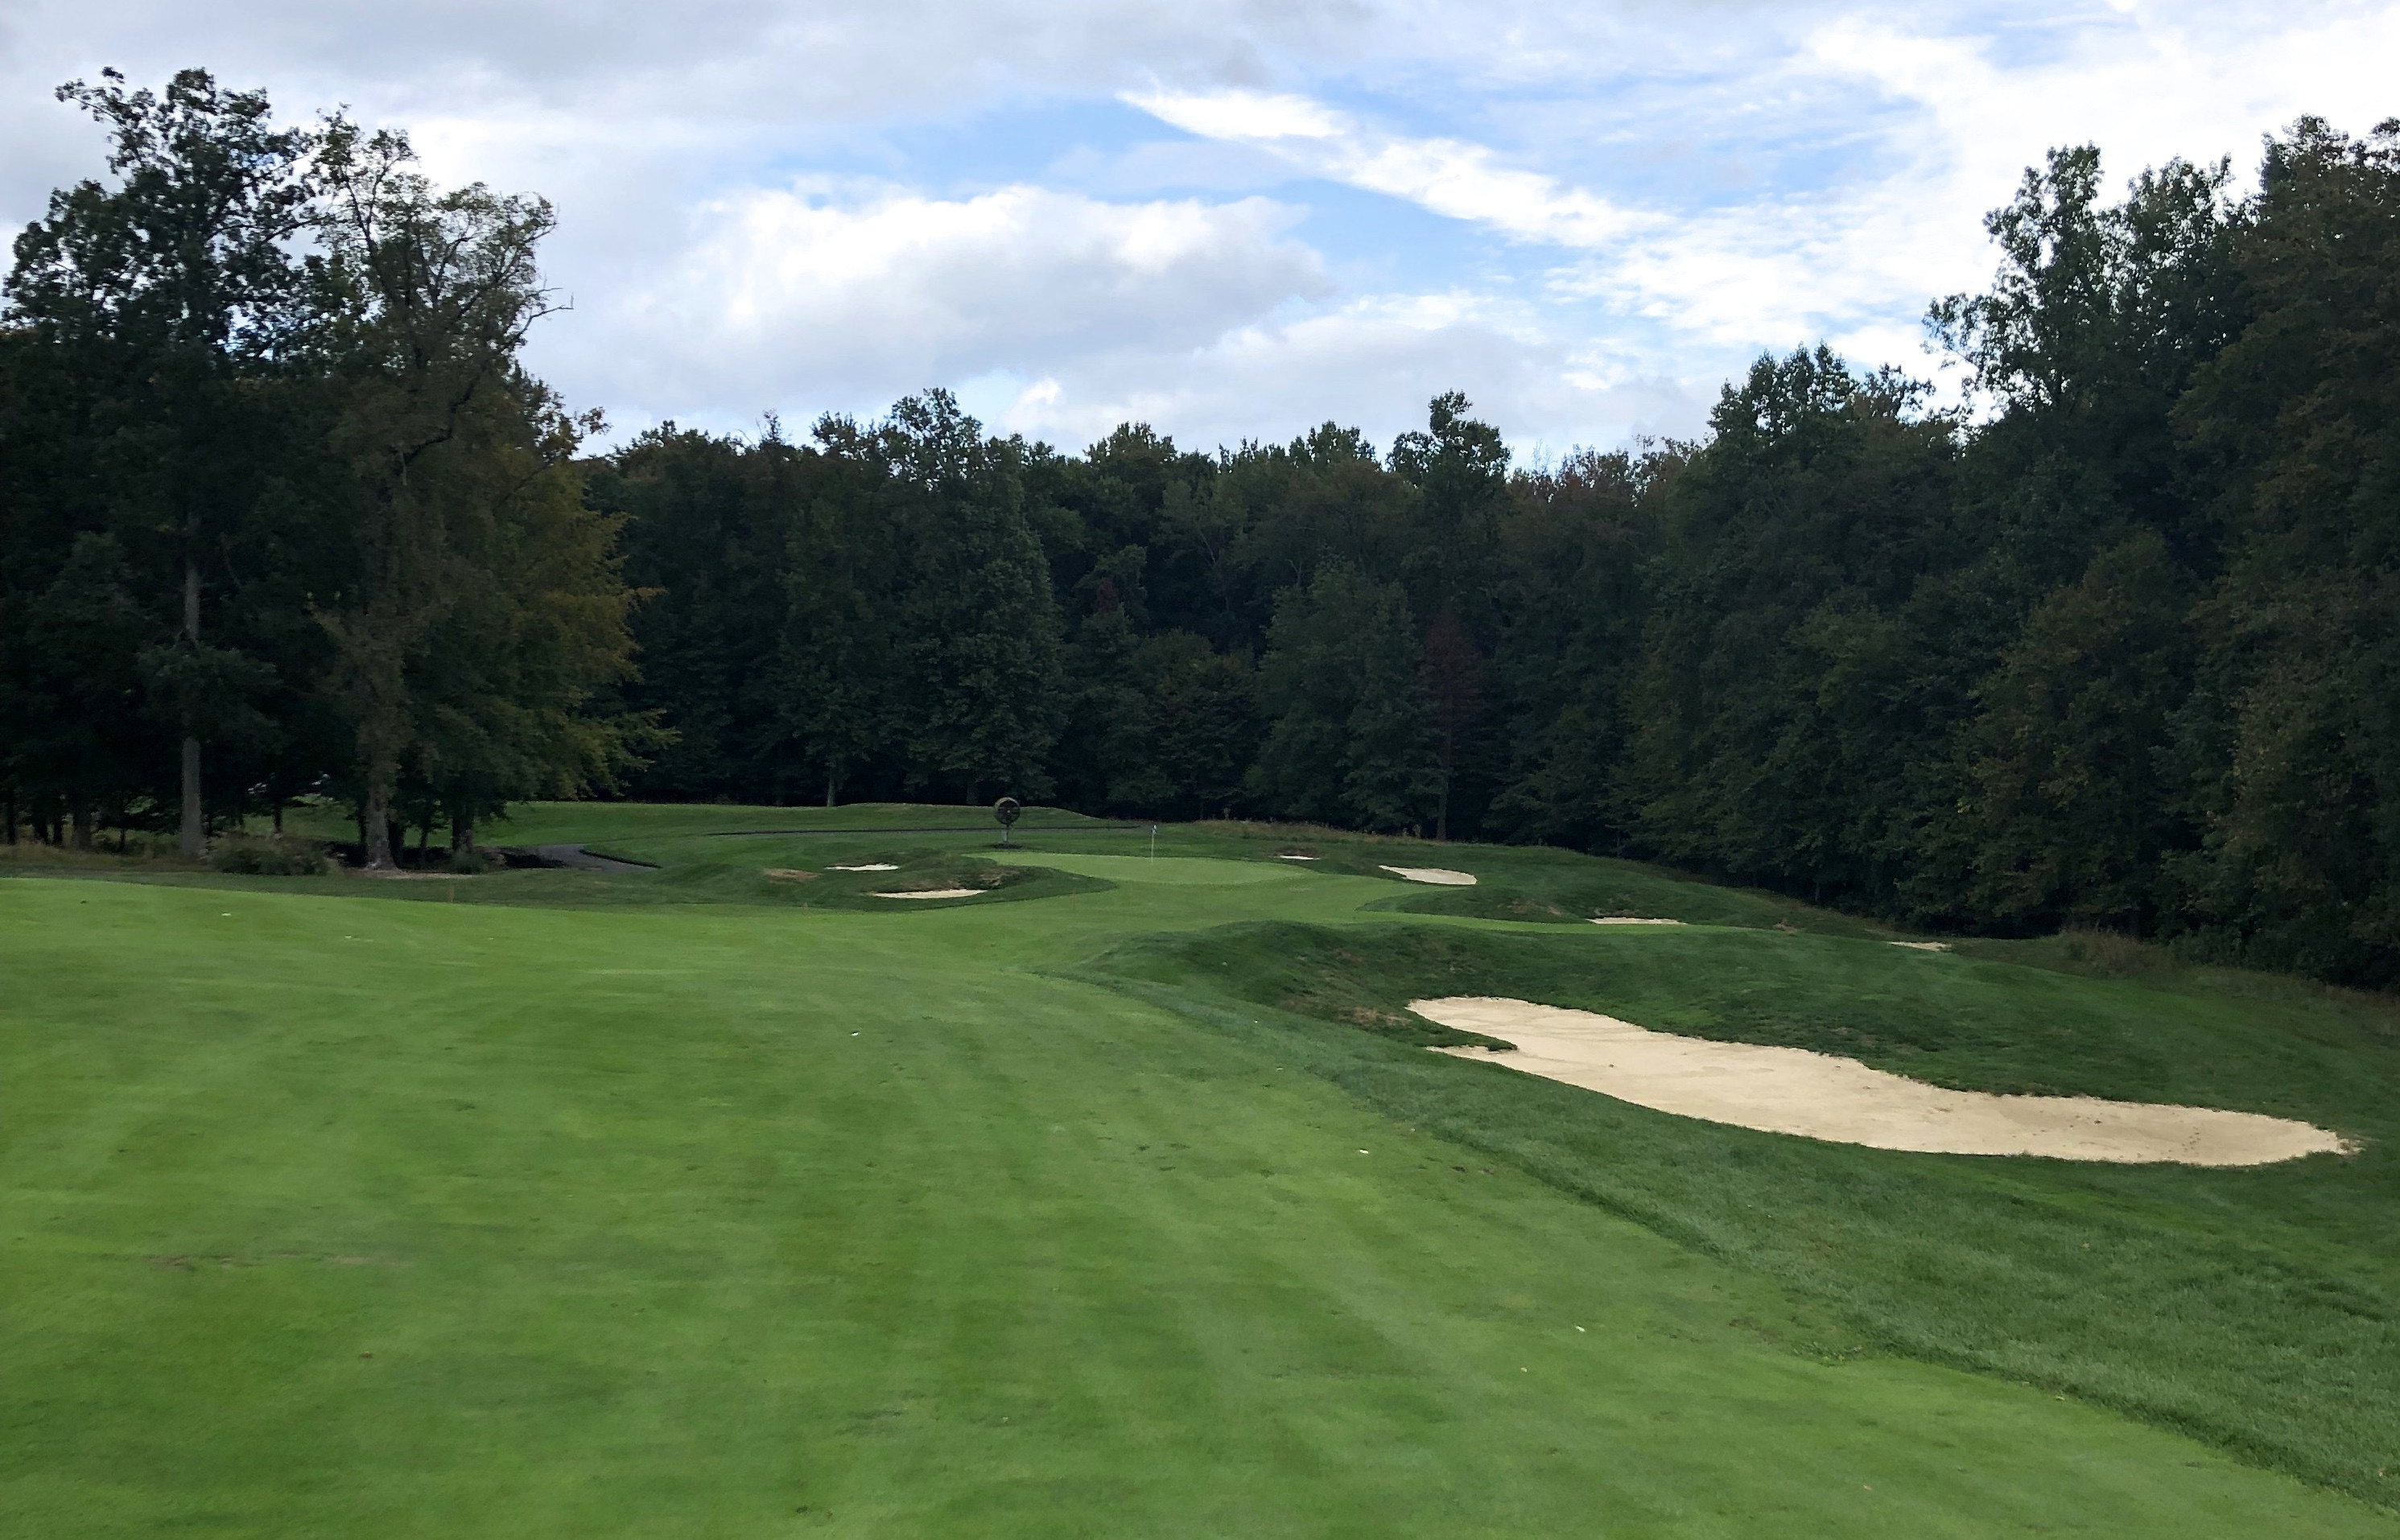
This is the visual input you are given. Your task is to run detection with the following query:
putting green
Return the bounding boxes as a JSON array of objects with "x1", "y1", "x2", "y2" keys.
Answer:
[
  {"x1": 4, "y1": 808, "x2": 2395, "y2": 1537},
  {"x1": 989, "y1": 850, "x2": 1312, "y2": 885}
]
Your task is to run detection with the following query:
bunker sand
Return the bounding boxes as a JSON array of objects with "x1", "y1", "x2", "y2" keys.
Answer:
[
  {"x1": 1381, "y1": 865, "x2": 1477, "y2": 885},
  {"x1": 871, "y1": 887, "x2": 982, "y2": 900},
  {"x1": 1412, "y1": 996, "x2": 2349, "y2": 1166}
]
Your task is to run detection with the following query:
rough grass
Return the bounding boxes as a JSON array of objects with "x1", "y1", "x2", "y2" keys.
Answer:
[
  {"x1": 0, "y1": 834, "x2": 199, "y2": 870},
  {"x1": 1079, "y1": 920, "x2": 2400, "y2": 1509}
]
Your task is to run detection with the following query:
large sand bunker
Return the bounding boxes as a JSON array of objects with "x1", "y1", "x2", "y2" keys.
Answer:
[
  {"x1": 870, "y1": 888, "x2": 981, "y2": 900},
  {"x1": 1381, "y1": 865, "x2": 1477, "y2": 885},
  {"x1": 1411, "y1": 996, "x2": 2348, "y2": 1166}
]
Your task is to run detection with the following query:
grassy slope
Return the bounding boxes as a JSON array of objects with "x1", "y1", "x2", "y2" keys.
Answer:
[
  {"x1": 1083, "y1": 922, "x2": 2400, "y2": 1504},
  {"x1": 4, "y1": 805, "x2": 2396, "y2": 1535}
]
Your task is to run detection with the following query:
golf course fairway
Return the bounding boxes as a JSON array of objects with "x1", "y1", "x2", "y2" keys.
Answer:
[{"x1": 5, "y1": 805, "x2": 2396, "y2": 1536}]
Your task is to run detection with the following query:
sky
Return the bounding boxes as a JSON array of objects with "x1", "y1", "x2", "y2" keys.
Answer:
[{"x1": 3, "y1": 1, "x2": 2394, "y2": 459}]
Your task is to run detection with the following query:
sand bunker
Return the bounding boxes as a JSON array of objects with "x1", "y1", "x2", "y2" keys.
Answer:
[
  {"x1": 1591, "y1": 916, "x2": 1684, "y2": 926},
  {"x1": 1410, "y1": 996, "x2": 2348, "y2": 1166},
  {"x1": 1276, "y1": 854, "x2": 1318, "y2": 861},
  {"x1": 761, "y1": 868, "x2": 816, "y2": 881},
  {"x1": 869, "y1": 888, "x2": 980, "y2": 900},
  {"x1": 1381, "y1": 865, "x2": 1478, "y2": 886},
  {"x1": 831, "y1": 863, "x2": 900, "y2": 872},
  {"x1": 1891, "y1": 940, "x2": 1951, "y2": 951}
]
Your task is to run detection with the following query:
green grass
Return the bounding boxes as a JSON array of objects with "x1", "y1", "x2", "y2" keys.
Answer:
[
  {"x1": 1082, "y1": 921, "x2": 2400, "y2": 1503},
  {"x1": 5, "y1": 803, "x2": 2397, "y2": 1536}
]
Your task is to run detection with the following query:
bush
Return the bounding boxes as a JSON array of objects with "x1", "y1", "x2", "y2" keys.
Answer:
[{"x1": 446, "y1": 848, "x2": 490, "y2": 875}]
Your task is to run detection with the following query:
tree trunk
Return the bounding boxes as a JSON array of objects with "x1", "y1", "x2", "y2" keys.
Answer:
[
  {"x1": 450, "y1": 801, "x2": 473, "y2": 855},
  {"x1": 1435, "y1": 730, "x2": 1454, "y2": 842},
  {"x1": 361, "y1": 760, "x2": 395, "y2": 869},
  {"x1": 70, "y1": 801, "x2": 93, "y2": 851},
  {"x1": 826, "y1": 760, "x2": 839, "y2": 809},
  {"x1": 178, "y1": 554, "x2": 204, "y2": 858},
  {"x1": 273, "y1": 802, "x2": 283, "y2": 835},
  {"x1": 3, "y1": 789, "x2": 14, "y2": 844}
]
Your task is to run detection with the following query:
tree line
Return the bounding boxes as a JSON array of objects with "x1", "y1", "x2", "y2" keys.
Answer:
[
  {"x1": 6, "y1": 73, "x2": 2397, "y2": 984},
  {"x1": 1, "y1": 70, "x2": 648, "y2": 867}
]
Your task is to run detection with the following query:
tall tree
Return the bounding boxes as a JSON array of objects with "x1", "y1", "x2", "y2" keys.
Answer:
[
  {"x1": 784, "y1": 418, "x2": 902, "y2": 806},
  {"x1": 406, "y1": 388, "x2": 654, "y2": 852},
  {"x1": 1250, "y1": 563, "x2": 1437, "y2": 831},
  {"x1": 1618, "y1": 348, "x2": 1963, "y2": 903},
  {"x1": 14, "y1": 533, "x2": 151, "y2": 846},
  {"x1": 1389, "y1": 391, "x2": 1510, "y2": 630},
  {"x1": 310, "y1": 119, "x2": 575, "y2": 867},
  {"x1": 4, "y1": 68, "x2": 312, "y2": 853},
  {"x1": 2169, "y1": 118, "x2": 2400, "y2": 982},
  {"x1": 1418, "y1": 609, "x2": 1482, "y2": 842},
  {"x1": 1961, "y1": 531, "x2": 2192, "y2": 930},
  {"x1": 1486, "y1": 447, "x2": 1664, "y2": 849},
  {"x1": 1930, "y1": 145, "x2": 2245, "y2": 587},
  {"x1": 882, "y1": 392, "x2": 1063, "y2": 801},
  {"x1": 593, "y1": 426, "x2": 796, "y2": 801}
]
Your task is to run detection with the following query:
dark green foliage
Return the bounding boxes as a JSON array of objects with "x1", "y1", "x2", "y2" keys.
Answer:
[
  {"x1": 1248, "y1": 565, "x2": 1437, "y2": 830},
  {"x1": 2163, "y1": 120, "x2": 2400, "y2": 984},
  {"x1": 3, "y1": 68, "x2": 316, "y2": 853},
  {"x1": 1484, "y1": 449, "x2": 1658, "y2": 847},
  {"x1": 1615, "y1": 349, "x2": 1965, "y2": 904},
  {"x1": 1961, "y1": 532, "x2": 2192, "y2": 929},
  {"x1": 2, "y1": 72, "x2": 649, "y2": 863},
  {"x1": 207, "y1": 835, "x2": 331, "y2": 875},
  {"x1": 883, "y1": 393, "x2": 1065, "y2": 799},
  {"x1": 12, "y1": 89, "x2": 2400, "y2": 986}
]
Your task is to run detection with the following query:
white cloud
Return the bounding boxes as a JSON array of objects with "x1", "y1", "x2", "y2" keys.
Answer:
[
  {"x1": 1125, "y1": 5, "x2": 2400, "y2": 396},
  {"x1": 1581, "y1": 4, "x2": 2400, "y2": 360},
  {"x1": 578, "y1": 182, "x2": 1330, "y2": 431},
  {"x1": 1128, "y1": 87, "x2": 1660, "y2": 247},
  {"x1": 7, "y1": 1, "x2": 2400, "y2": 457},
  {"x1": 981, "y1": 292, "x2": 1709, "y2": 455}
]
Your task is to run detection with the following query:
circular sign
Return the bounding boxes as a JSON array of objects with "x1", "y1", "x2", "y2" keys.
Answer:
[{"x1": 992, "y1": 797, "x2": 1022, "y2": 827}]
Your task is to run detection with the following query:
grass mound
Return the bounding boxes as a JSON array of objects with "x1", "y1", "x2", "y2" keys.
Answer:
[{"x1": 1081, "y1": 919, "x2": 2400, "y2": 1509}]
